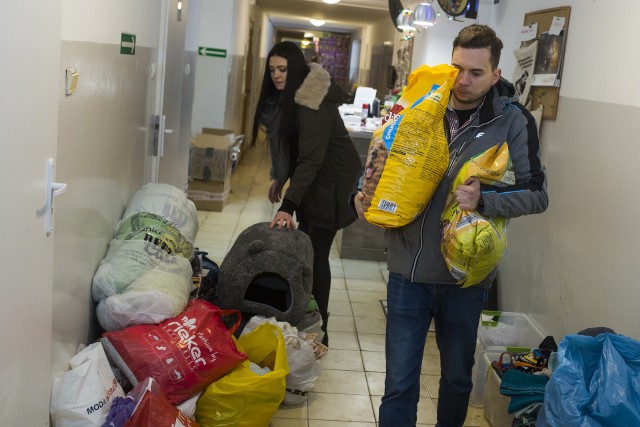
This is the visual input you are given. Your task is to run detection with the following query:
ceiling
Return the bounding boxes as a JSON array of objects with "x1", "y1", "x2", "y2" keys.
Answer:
[{"x1": 256, "y1": 0, "x2": 392, "y2": 33}]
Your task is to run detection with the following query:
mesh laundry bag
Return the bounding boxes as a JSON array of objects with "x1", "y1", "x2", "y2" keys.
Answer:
[{"x1": 217, "y1": 222, "x2": 313, "y2": 326}]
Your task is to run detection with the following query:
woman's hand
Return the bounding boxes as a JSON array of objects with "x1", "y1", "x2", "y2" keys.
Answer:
[
  {"x1": 268, "y1": 180, "x2": 284, "y2": 204},
  {"x1": 270, "y1": 211, "x2": 296, "y2": 229}
]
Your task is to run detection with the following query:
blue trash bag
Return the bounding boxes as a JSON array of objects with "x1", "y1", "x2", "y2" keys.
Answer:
[{"x1": 540, "y1": 333, "x2": 640, "y2": 426}]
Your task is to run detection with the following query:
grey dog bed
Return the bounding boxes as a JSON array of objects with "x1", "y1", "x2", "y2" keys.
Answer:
[{"x1": 217, "y1": 222, "x2": 313, "y2": 325}]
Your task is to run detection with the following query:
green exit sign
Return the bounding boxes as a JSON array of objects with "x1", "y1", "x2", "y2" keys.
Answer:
[
  {"x1": 199, "y1": 46, "x2": 226, "y2": 58},
  {"x1": 120, "y1": 33, "x2": 136, "y2": 55}
]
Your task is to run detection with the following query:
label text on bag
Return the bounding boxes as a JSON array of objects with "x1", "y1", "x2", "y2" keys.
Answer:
[
  {"x1": 86, "y1": 378, "x2": 120, "y2": 415},
  {"x1": 165, "y1": 315, "x2": 207, "y2": 367}
]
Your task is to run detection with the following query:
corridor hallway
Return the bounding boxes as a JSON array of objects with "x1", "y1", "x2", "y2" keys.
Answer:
[{"x1": 193, "y1": 141, "x2": 490, "y2": 426}]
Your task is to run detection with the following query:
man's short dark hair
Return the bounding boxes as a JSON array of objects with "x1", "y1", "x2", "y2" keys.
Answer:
[{"x1": 453, "y1": 24, "x2": 503, "y2": 70}]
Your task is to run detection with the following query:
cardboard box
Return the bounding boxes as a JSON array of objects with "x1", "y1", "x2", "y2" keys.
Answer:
[
  {"x1": 189, "y1": 133, "x2": 231, "y2": 182},
  {"x1": 203, "y1": 127, "x2": 244, "y2": 166},
  {"x1": 202, "y1": 127, "x2": 234, "y2": 142},
  {"x1": 187, "y1": 172, "x2": 231, "y2": 212}
]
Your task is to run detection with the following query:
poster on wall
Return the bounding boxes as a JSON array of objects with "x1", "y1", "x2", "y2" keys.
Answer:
[
  {"x1": 512, "y1": 40, "x2": 538, "y2": 107},
  {"x1": 531, "y1": 30, "x2": 565, "y2": 87},
  {"x1": 523, "y1": 7, "x2": 571, "y2": 120}
]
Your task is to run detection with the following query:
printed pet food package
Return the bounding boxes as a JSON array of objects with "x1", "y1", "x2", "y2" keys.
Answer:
[
  {"x1": 101, "y1": 300, "x2": 246, "y2": 405},
  {"x1": 440, "y1": 143, "x2": 514, "y2": 287},
  {"x1": 361, "y1": 64, "x2": 458, "y2": 228}
]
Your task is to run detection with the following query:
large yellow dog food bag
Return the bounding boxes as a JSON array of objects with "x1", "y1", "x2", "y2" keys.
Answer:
[
  {"x1": 361, "y1": 64, "x2": 458, "y2": 228},
  {"x1": 440, "y1": 143, "x2": 514, "y2": 287}
]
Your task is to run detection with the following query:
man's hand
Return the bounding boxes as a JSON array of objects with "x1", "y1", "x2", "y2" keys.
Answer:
[
  {"x1": 354, "y1": 192, "x2": 366, "y2": 219},
  {"x1": 455, "y1": 177, "x2": 482, "y2": 211},
  {"x1": 270, "y1": 211, "x2": 296, "y2": 229},
  {"x1": 268, "y1": 180, "x2": 284, "y2": 204}
]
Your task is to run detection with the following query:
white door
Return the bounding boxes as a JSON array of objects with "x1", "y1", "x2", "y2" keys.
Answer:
[
  {"x1": 0, "y1": 1, "x2": 61, "y2": 425},
  {"x1": 150, "y1": 0, "x2": 196, "y2": 190}
]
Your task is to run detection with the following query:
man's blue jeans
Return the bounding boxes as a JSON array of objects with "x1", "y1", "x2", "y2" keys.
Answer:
[{"x1": 378, "y1": 272, "x2": 487, "y2": 427}]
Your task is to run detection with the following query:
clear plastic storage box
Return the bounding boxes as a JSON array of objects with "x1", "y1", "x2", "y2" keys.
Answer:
[{"x1": 469, "y1": 311, "x2": 545, "y2": 408}]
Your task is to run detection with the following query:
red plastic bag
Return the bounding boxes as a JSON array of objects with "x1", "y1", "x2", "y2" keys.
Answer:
[
  {"x1": 102, "y1": 299, "x2": 246, "y2": 404},
  {"x1": 124, "y1": 378, "x2": 199, "y2": 427}
]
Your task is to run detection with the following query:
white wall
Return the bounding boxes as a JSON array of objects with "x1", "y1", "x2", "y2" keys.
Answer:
[
  {"x1": 411, "y1": 0, "x2": 640, "y2": 341},
  {"x1": 191, "y1": 0, "x2": 235, "y2": 133},
  {"x1": 61, "y1": 0, "x2": 160, "y2": 45},
  {"x1": 233, "y1": 0, "x2": 251, "y2": 56},
  {"x1": 1, "y1": 2, "x2": 61, "y2": 424}
]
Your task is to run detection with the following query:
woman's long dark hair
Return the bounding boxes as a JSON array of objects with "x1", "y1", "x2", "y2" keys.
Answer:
[{"x1": 251, "y1": 41, "x2": 310, "y2": 160}]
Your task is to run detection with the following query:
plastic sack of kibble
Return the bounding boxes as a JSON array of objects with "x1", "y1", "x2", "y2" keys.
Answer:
[
  {"x1": 440, "y1": 143, "x2": 514, "y2": 287},
  {"x1": 361, "y1": 64, "x2": 458, "y2": 228}
]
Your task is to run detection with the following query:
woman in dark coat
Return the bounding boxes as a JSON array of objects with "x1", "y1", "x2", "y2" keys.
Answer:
[{"x1": 251, "y1": 41, "x2": 361, "y2": 346}]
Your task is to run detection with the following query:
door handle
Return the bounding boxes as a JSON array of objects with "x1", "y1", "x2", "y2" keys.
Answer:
[
  {"x1": 158, "y1": 115, "x2": 166, "y2": 158},
  {"x1": 45, "y1": 158, "x2": 68, "y2": 236}
]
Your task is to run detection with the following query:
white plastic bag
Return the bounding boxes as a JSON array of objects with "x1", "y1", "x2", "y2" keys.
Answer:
[
  {"x1": 50, "y1": 342, "x2": 125, "y2": 426},
  {"x1": 92, "y1": 240, "x2": 194, "y2": 331},
  {"x1": 121, "y1": 183, "x2": 199, "y2": 244}
]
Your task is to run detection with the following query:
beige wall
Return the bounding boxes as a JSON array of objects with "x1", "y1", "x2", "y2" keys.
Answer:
[{"x1": 53, "y1": 40, "x2": 154, "y2": 373}]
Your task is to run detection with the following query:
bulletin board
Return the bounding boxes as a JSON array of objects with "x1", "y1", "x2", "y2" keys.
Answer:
[{"x1": 524, "y1": 6, "x2": 571, "y2": 120}]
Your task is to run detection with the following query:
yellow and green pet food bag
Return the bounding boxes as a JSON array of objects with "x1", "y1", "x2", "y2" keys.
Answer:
[
  {"x1": 362, "y1": 64, "x2": 458, "y2": 228},
  {"x1": 441, "y1": 143, "x2": 514, "y2": 287}
]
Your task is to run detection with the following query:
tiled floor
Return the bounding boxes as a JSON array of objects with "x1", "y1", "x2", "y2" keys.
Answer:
[{"x1": 193, "y1": 142, "x2": 491, "y2": 427}]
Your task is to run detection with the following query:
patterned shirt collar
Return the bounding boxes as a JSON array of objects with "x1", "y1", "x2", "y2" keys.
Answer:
[{"x1": 445, "y1": 98, "x2": 485, "y2": 142}]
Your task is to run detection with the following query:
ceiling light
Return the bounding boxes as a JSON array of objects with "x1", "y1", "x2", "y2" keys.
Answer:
[
  {"x1": 301, "y1": 40, "x2": 311, "y2": 47},
  {"x1": 396, "y1": 9, "x2": 415, "y2": 32},
  {"x1": 304, "y1": 32, "x2": 315, "y2": 38},
  {"x1": 413, "y1": 2, "x2": 436, "y2": 27},
  {"x1": 322, "y1": 0, "x2": 341, "y2": 4},
  {"x1": 309, "y1": 19, "x2": 326, "y2": 27}
]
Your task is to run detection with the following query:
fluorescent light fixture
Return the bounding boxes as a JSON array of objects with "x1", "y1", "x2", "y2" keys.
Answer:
[
  {"x1": 396, "y1": 9, "x2": 415, "y2": 32},
  {"x1": 322, "y1": 0, "x2": 341, "y2": 3},
  {"x1": 413, "y1": 2, "x2": 436, "y2": 27},
  {"x1": 304, "y1": 32, "x2": 315, "y2": 38},
  {"x1": 309, "y1": 19, "x2": 326, "y2": 27}
]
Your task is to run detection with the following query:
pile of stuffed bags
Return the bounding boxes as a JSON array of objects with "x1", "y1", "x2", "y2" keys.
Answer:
[
  {"x1": 91, "y1": 183, "x2": 199, "y2": 331},
  {"x1": 50, "y1": 184, "x2": 323, "y2": 427}
]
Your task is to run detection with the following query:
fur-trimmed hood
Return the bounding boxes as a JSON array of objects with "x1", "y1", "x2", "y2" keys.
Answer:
[{"x1": 294, "y1": 63, "x2": 345, "y2": 110}]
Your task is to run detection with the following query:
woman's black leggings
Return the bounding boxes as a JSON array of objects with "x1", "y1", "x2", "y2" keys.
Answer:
[{"x1": 298, "y1": 220, "x2": 337, "y2": 345}]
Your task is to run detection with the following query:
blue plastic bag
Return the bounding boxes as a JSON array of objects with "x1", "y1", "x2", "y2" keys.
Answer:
[{"x1": 540, "y1": 333, "x2": 640, "y2": 426}]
